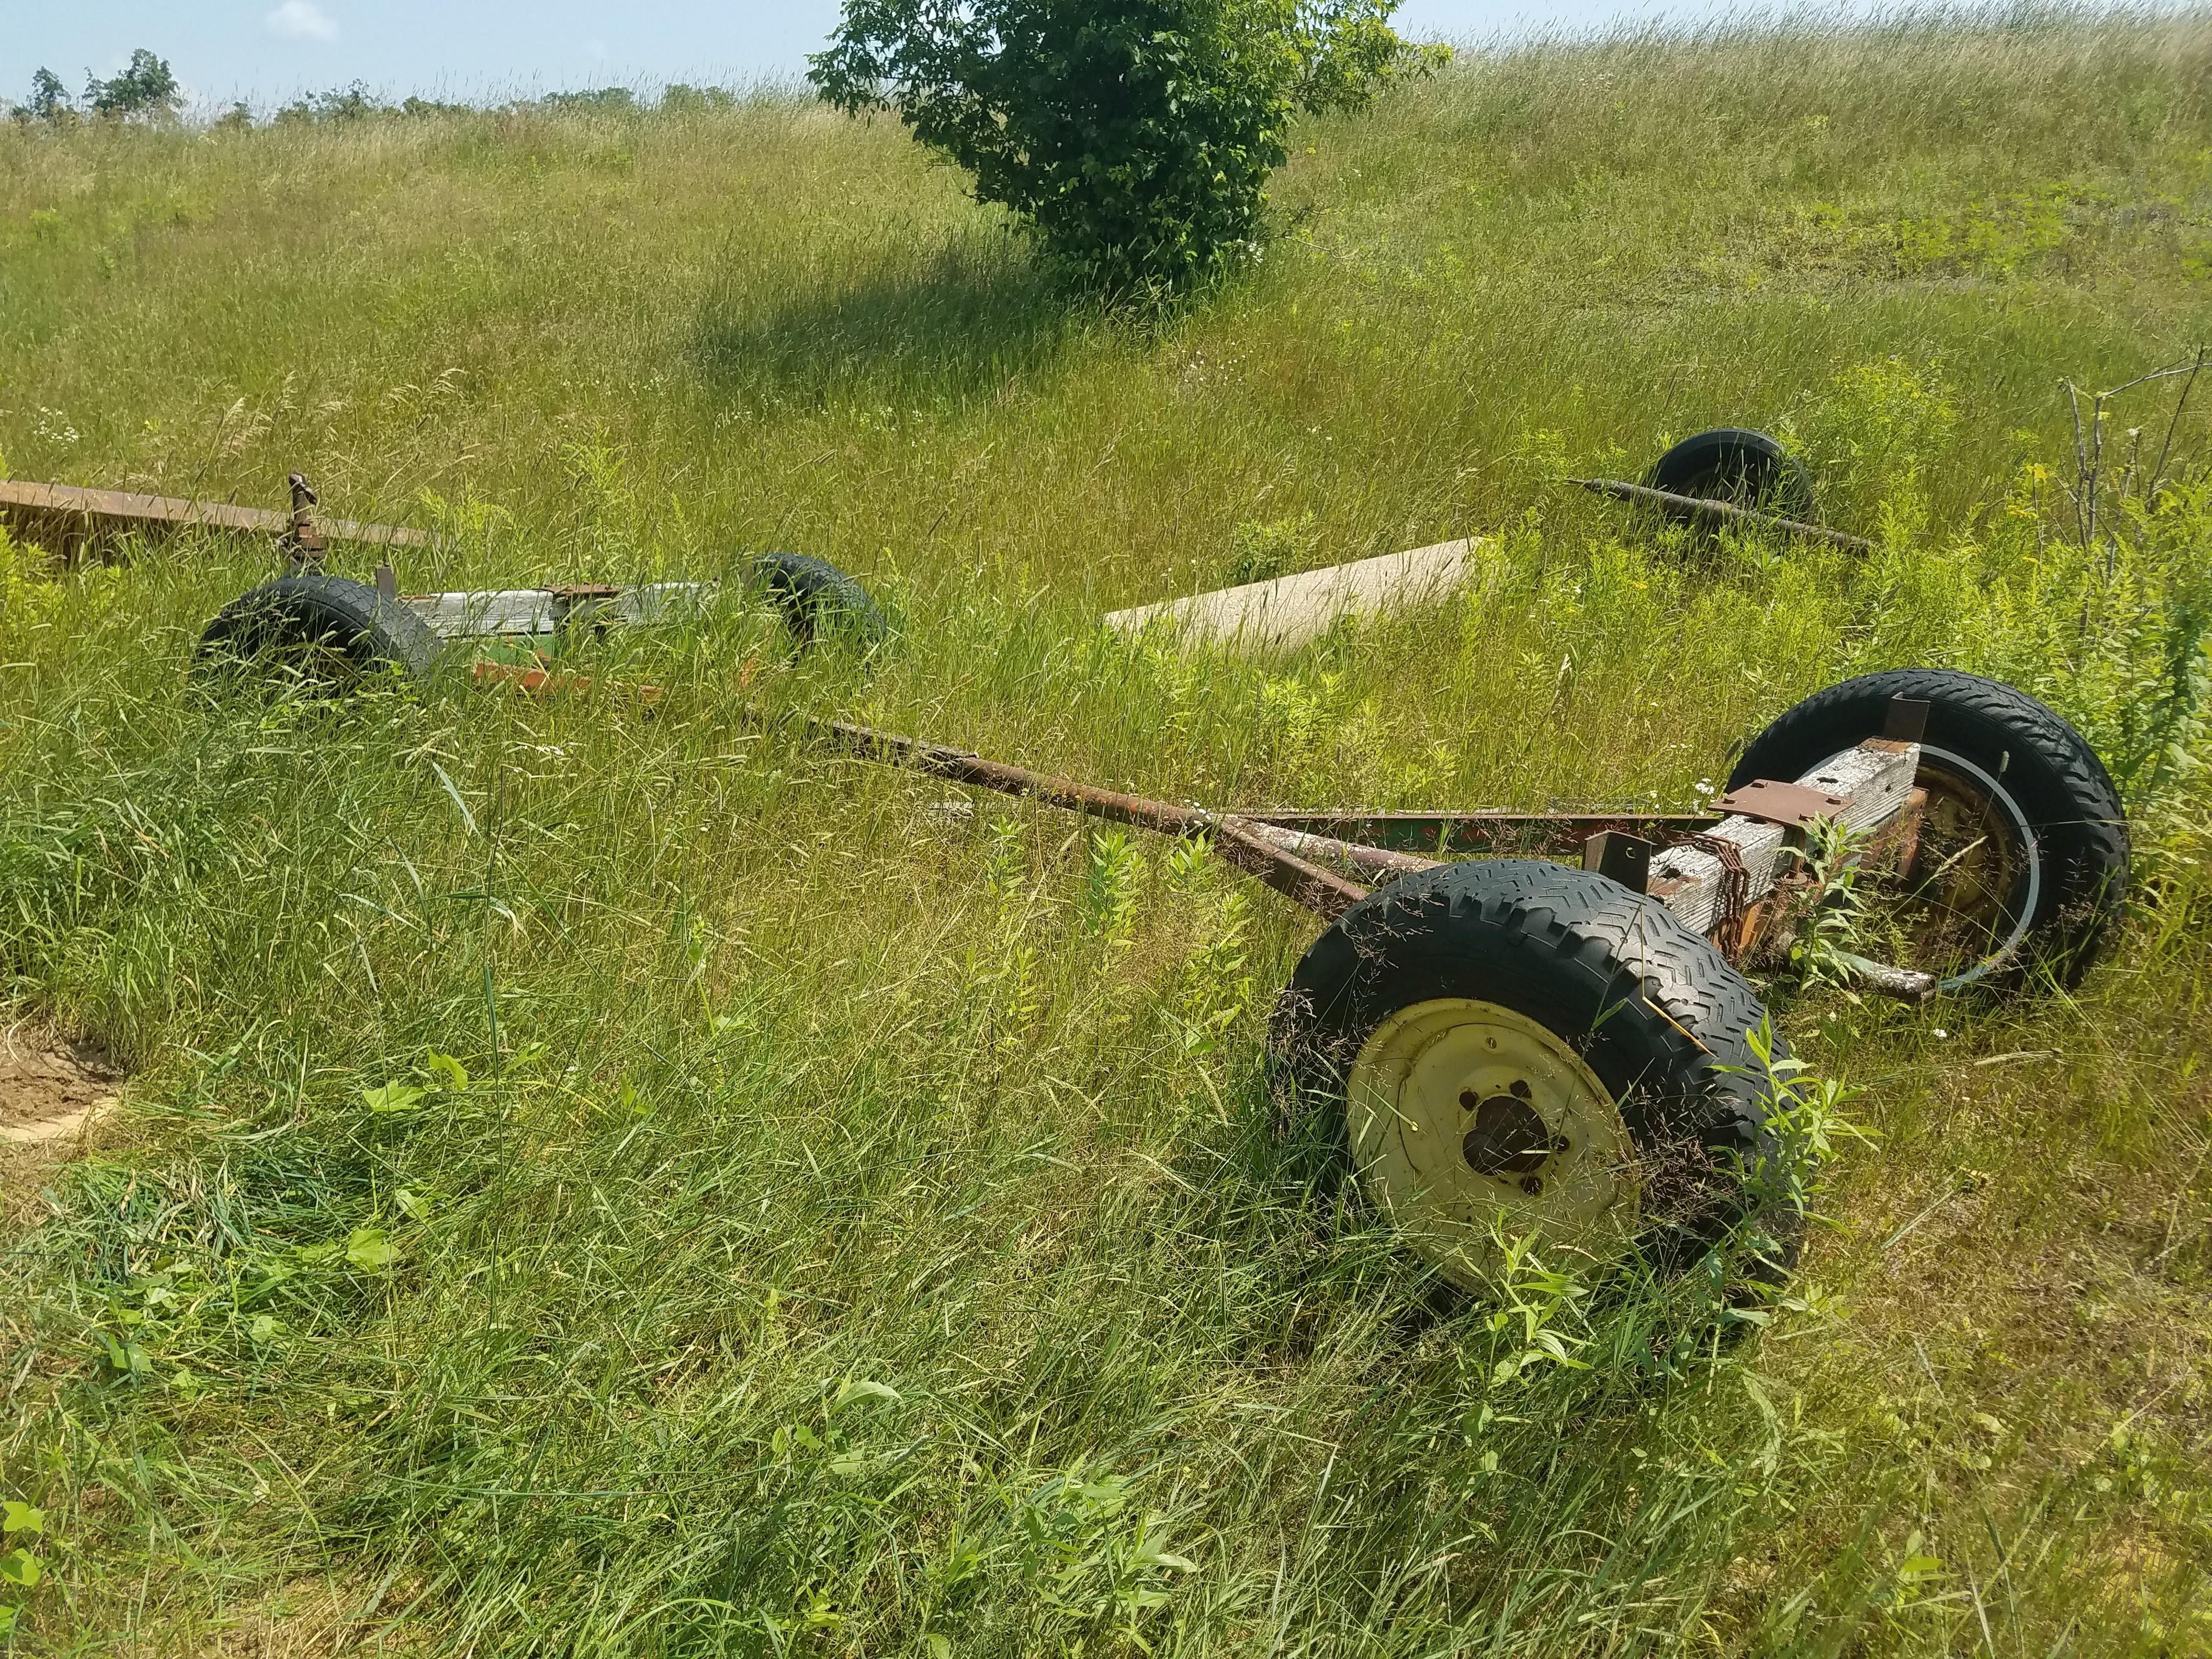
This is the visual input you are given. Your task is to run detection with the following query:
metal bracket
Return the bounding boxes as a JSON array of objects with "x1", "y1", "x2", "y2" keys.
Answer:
[
  {"x1": 1581, "y1": 830, "x2": 1653, "y2": 893},
  {"x1": 1708, "y1": 777, "x2": 1852, "y2": 830},
  {"x1": 281, "y1": 471, "x2": 327, "y2": 567},
  {"x1": 1884, "y1": 695, "x2": 1931, "y2": 743},
  {"x1": 1680, "y1": 831, "x2": 1751, "y2": 931}
]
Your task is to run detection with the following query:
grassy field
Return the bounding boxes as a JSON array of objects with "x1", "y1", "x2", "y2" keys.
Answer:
[{"x1": 5, "y1": 10, "x2": 2212, "y2": 1654}]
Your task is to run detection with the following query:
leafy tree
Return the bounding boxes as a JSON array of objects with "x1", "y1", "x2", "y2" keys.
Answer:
[
  {"x1": 274, "y1": 85, "x2": 392, "y2": 126},
  {"x1": 312, "y1": 82, "x2": 381, "y2": 122},
  {"x1": 85, "y1": 50, "x2": 179, "y2": 121},
  {"x1": 25, "y1": 67, "x2": 73, "y2": 120},
  {"x1": 661, "y1": 83, "x2": 737, "y2": 114},
  {"x1": 540, "y1": 87, "x2": 638, "y2": 112},
  {"x1": 810, "y1": 0, "x2": 1422, "y2": 296},
  {"x1": 1298, "y1": 2, "x2": 1437, "y2": 112}
]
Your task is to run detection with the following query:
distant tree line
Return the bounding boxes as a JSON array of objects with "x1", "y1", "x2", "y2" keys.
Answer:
[
  {"x1": 10, "y1": 50, "x2": 180, "y2": 123},
  {"x1": 234, "y1": 81, "x2": 741, "y2": 127},
  {"x1": 9, "y1": 54, "x2": 744, "y2": 130}
]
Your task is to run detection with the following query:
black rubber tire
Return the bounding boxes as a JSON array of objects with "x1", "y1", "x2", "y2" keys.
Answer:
[
  {"x1": 1274, "y1": 858, "x2": 1800, "y2": 1281},
  {"x1": 1729, "y1": 668, "x2": 2131, "y2": 988},
  {"x1": 196, "y1": 573, "x2": 444, "y2": 688},
  {"x1": 742, "y1": 552, "x2": 888, "y2": 649},
  {"x1": 1646, "y1": 427, "x2": 1816, "y2": 522}
]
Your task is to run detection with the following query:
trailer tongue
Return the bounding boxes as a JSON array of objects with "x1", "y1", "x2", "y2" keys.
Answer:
[{"x1": 821, "y1": 707, "x2": 1944, "y2": 998}]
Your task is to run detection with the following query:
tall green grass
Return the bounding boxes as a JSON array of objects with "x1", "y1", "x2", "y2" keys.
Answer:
[{"x1": 3, "y1": 10, "x2": 2212, "y2": 1655}]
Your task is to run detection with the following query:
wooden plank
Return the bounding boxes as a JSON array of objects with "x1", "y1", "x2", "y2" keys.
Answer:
[
  {"x1": 0, "y1": 478, "x2": 432, "y2": 551},
  {"x1": 403, "y1": 590, "x2": 562, "y2": 636},
  {"x1": 1223, "y1": 816, "x2": 1443, "y2": 881},
  {"x1": 1650, "y1": 741, "x2": 1921, "y2": 933},
  {"x1": 400, "y1": 582, "x2": 719, "y2": 639},
  {"x1": 1103, "y1": 539, "x2": 1479, "y2": 652}
]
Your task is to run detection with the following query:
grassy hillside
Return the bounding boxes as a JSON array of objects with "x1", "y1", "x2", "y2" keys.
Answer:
[{"x1": 4, "y1": 12, "x2": 2212, "y2": 1655}]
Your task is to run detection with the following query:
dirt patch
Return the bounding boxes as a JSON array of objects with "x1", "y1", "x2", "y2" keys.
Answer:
[
  {"x1": 0, "y1": 1029, "x2": 124, "y2": 1145},
  {"x1": 214, "y1": 1580, "x2": 344, "y2": 1658}
]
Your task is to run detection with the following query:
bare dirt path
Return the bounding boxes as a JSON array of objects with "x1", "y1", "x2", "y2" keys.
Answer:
[{"x1": 1, "y1": 1028, "x2": 124, "y2": 1149}]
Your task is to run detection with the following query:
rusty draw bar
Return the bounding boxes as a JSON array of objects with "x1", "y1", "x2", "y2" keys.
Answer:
[
  {"x1": 1567, "y1": 477, "x2": 1874, "y2": 554},
  {"x1": 814, "y1": 717, "x2": 1383, "y2": 921}
]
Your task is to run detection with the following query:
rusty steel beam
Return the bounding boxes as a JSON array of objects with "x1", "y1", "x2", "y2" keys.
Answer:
[
  {"x1": 1236, "y1": 809, "x2": 1716, "y2": 859},
  {"x1": 815, "y1": 718, "x2": 1374, "y2": 921},
  {"x1": 1567, "y1": 477, "x2": 1874, "y2": 553},
  {"x1": 1224, "y1": 816, "x2": 1442, "y2": 881},
  {"x1": 0, "y1": 476, "x2": 433, "y2": 560},
  {"x1": 477, "y1": 672, "x2": 1941, "y2": 997},
  {"x1": 467, "y1": 669, "x2": 1382, "y2": 918}
]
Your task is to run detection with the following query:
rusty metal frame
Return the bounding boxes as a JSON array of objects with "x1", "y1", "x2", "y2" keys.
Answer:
[
  {"x1": 802, "y1": 711, "x2": 1931, "y2": 995},
  {"x1": 172, "y1": 536, "x2": 1946, "y2": 995},
  {"x1": 0, "y1": 472, "x2": 433, "y2": 563},
  {"x1": 899, "y1": 736, "x2": 1942, "y2": 995},
  {"x1": 471, "y1": 645, "x2": 1929, "y2": 986}
]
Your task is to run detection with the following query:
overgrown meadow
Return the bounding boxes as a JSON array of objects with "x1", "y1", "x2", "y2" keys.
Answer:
[{"x1": 4, "y1": 12, "x2": 2212, "y2": 1655}]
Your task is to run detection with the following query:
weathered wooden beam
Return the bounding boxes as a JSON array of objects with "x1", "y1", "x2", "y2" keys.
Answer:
[
  {"x1": 1649, "y1": 741, "x2": 1921, "y2": 934},
  {"x1": 1235, "y1": 809, "x2": 1714, "y2": 859},
  {"x1": 401, "y1": 582, "x2": 715, "y2": 638},
  {"x1": 1224, "y1": 816, "x2": 1443, "y2": 881}
]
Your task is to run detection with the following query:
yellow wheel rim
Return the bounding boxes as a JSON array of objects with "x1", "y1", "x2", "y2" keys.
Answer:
[{"x1": 1346, "y1": 998, "x2": 1640, "y2": 1289}]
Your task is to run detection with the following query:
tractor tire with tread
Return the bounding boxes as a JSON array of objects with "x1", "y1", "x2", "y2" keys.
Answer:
[
  {"x1": 744, "y1": 551, "x2": 888, "y2": 649},
  {"x1": 1275, "y1": 858, "x2": 1799, "y2": 1285},
  {"x1": 197, "y1": 573, "x2": 444, "y2": 687},
  {"x1": 1729, "y1": 668, "x2": 2130, "y2": 987}
]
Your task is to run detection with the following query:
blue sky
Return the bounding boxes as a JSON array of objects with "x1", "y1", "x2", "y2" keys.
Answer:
[{"x1": 5, "y1": 2, "x2": 1898, "y2": 112}]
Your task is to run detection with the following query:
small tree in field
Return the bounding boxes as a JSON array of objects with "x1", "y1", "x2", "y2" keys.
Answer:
[
  {"x1": 25, "y1": 69, "x2": 73, "y2": 121},
  {"x1": 86, "y1": 50, "x2": 180, "y2": 122},
  {"x1": 810, "y1": 0, "x2": 1422, "y2": 296}
]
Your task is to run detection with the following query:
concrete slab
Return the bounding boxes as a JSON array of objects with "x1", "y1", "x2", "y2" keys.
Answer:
[{"x1": 1104, "y1": 539, "x2": 1479, "y2": 653}]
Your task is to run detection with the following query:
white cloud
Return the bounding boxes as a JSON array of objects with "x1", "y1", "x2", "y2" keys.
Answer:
[{"x1": 266, "y1": 1, "x2": 340, "y2": 43}]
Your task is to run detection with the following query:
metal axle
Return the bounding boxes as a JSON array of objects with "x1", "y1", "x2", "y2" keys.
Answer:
[{"x1": 1568, "y1": 476, "x2": 1874, "y2": 553}]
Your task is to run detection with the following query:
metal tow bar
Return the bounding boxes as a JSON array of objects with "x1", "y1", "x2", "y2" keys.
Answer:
[{"x1": 810, "y1": 715, "x2": 1938, "y2": 998}]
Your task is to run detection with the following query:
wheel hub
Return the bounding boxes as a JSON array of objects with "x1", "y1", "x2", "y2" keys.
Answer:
[
  {"x1": 1347, "y1": 998, "x2": 1639, "y2": 1288},
  {"x1": 1856, "y1": 747, "x2": 2040, "y2": 990},
  {"x1": 1459, "y1": 1088, "x2": 1566, "y2": 1178}
]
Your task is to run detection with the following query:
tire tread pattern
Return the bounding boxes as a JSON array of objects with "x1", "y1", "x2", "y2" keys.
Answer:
[
  {"x1": 1728, "y1": 668, "x2": 2130, "y2": 983},
  {"x1": 197, "y1": 573, "x2": 444, "y2": 680},
  {"x1": 744, "y1": 552, "x2": 888, "y2": 647},
  {"x1": 1277, "y1": 858, "x2": 1795, "y2": 1274}
]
